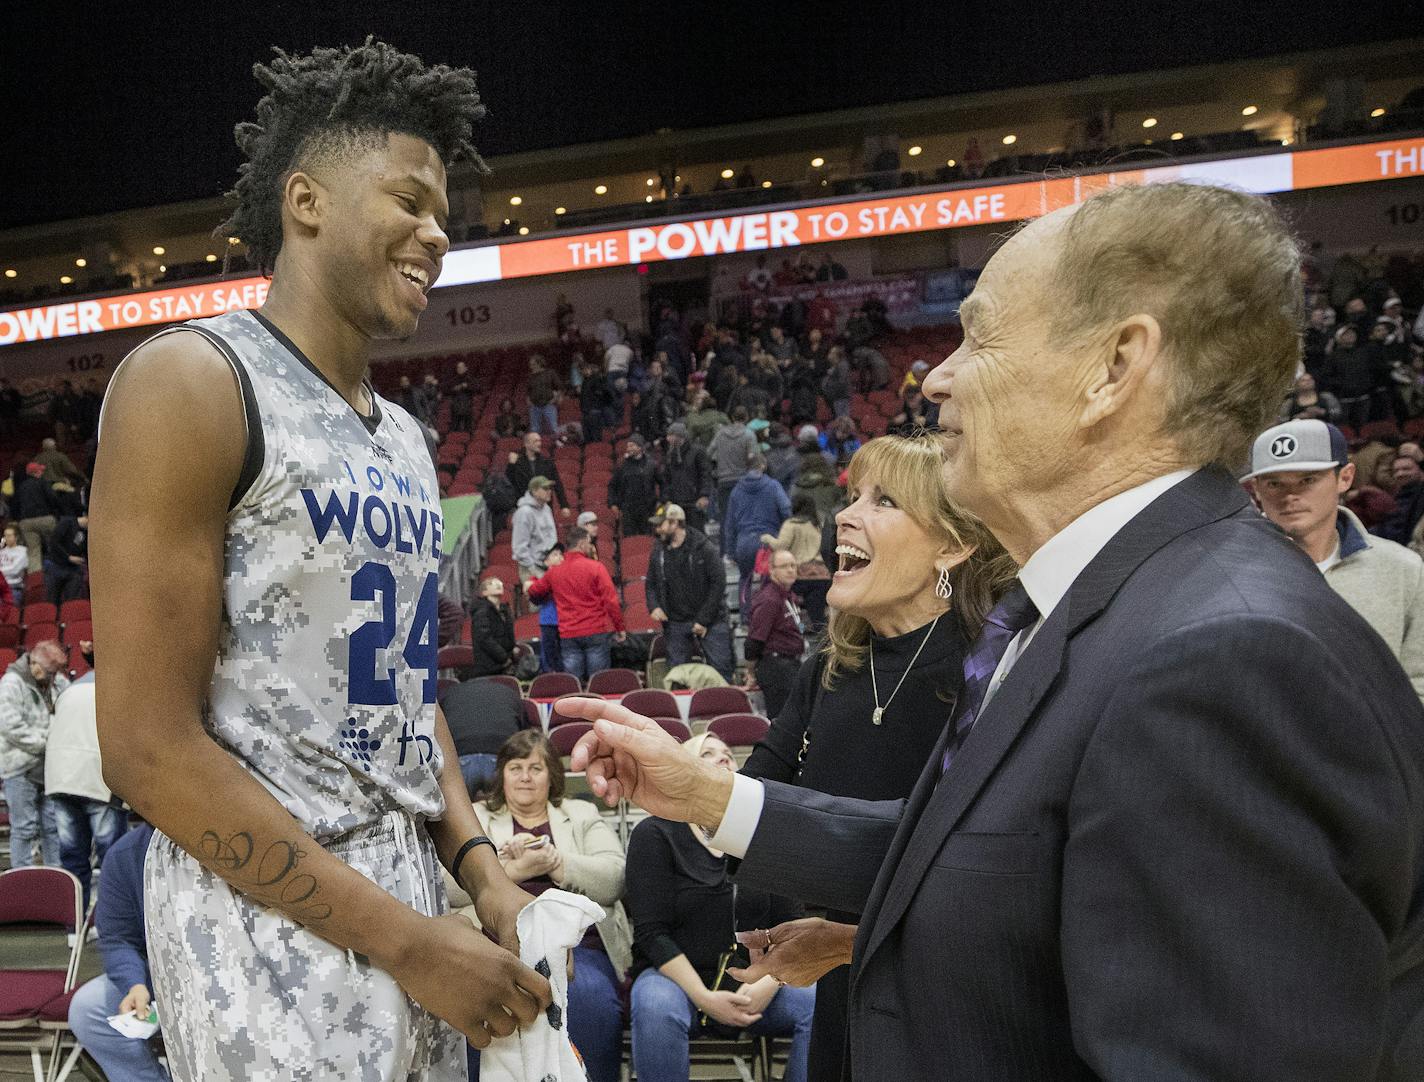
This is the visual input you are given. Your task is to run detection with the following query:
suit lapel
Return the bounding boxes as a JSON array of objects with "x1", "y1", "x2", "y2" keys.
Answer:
[{"x1": 851, "y1": 467, "x2": 1251, "y2": 981}]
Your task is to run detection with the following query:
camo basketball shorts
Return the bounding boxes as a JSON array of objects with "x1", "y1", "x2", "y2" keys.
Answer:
[{"x1": 144, "y1": 810, "x2": 467, "y2": 1082}]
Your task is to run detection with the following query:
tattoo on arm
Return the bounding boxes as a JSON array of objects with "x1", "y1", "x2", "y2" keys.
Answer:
[{"x1": 197, "y1": 830, "x2": 333, "y2": 922}]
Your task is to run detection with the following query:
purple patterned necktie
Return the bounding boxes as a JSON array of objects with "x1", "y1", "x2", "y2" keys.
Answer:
[{"x1": 940, "y1": 582, "x2": 1040, "y2": 774}]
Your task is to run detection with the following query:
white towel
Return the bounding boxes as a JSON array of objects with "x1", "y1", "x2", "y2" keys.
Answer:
[{"x1": 478, "y1": 890, "x2": 607, "y2": 1082}]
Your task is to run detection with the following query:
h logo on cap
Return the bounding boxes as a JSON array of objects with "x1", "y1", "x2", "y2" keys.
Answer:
[{"x1": 1269, "y1": 435, "x2": 1298, "y2": 459}]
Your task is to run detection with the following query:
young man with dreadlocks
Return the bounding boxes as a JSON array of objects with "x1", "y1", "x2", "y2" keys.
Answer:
[{"x1": 90, "y1": 41, "x2": 551, "y2": 1081}]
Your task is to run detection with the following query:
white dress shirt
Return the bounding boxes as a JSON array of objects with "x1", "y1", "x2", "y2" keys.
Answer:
[{"x1": 708, "y1": 468, "x2": 1197, "y2": 857}]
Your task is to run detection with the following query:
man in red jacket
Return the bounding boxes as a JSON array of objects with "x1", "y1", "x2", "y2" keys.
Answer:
[{"x1": 526, "y1": 525, "x2": 626, "y2": 681}]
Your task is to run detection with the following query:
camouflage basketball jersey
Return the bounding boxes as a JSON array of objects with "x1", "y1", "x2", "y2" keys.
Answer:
[{"x1": 129, "y1": 309, "x2": 447, "y2": 838}]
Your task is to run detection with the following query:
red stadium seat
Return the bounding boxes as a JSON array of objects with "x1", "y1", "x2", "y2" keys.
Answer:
[
  {"x1": 530, "y1": 672, "x2": 582, "y2": 699},
  {"x1": 23, "y1": 623, "x2": 59, "y2": 646},
  {"x1": 620, "y1": 688, "x2": 681, "y2": 719},
  {"x1": 522, "y1": 698, "x2": 542, "y2": 729},
  {"x1": 0, "y1": 625, "x2": 18, "y2": 649},
  {"x1": 688, "y1": 686, "x2": 752, "y2": 720},
  {"x1": 548, "y1": 722, "x2": 593, "y2": 757},
  {"x1": 477, "y1": 674, "x2": 522, "y2": 694},
  {"x1": 58, "y1": 600, "x2": 91, "y2": 625},
  {"x1": 0, "y1": 648, "x2": 17, "y2": 670},
  {"x1": 23, "y1": 603, "x2": 57, "y2": 626},
  {"x1": 654, "y1": 717, "x2": 693, "y2": 742},
  {"x1": 549, "y1": 693, "x2": 603, "y2": 728},
  {"x1": 587, "y1": 668, "x2": 642, "y2": 695},
  {"x1": 60, "y1": 621, "x2": 91, "y2": 646},
  {"x1": 707, "y1": 713, "x2": 770, "y2": 747}
]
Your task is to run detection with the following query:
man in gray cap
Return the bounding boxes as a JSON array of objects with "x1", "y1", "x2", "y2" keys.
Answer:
[
  {"x1": 1249, "y1": 418, "x2": 1424, "y2": 701},
  {"x1": 646, "y1": 503, "x2": 734, "y2": 680},
  {"x1": 576, "y1": 510, "x2": 601, "y2": 555},
  {"x1": 657, "y1": 421, "x2": 713, "y2": 533}
]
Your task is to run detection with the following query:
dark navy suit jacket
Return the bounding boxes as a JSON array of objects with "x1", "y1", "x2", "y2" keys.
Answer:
[{"x1": 736, "y1": 467, "x2": 1424, "y2": 1081}]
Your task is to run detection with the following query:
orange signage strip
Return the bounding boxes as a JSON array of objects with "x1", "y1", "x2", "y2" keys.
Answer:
[{"x1": 2, "y1": 136, "x2": 1421, "y2": 348}]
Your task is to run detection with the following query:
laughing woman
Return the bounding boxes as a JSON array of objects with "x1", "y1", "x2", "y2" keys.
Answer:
[{"x1": 740, "y1": 433, "x2": 1016, "y2": 1082}]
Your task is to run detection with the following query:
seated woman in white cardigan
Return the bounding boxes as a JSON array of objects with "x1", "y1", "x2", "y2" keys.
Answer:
[{"x1": 445, "y1": 729, "x2": 632, "y2": 1082}]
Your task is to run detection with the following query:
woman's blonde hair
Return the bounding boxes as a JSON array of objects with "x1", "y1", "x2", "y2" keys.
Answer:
[{"x1": 821, "y1": 435, "x2": 1017, "y2": 688}]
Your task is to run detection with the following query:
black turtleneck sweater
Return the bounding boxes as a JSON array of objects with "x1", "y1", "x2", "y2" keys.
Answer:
[
  {"x1": 740, "y1": 611, "x2": 968, "y2": 1082},
  {"x1": 741, "y1": 611, "x2": 967, "y2": 800}
]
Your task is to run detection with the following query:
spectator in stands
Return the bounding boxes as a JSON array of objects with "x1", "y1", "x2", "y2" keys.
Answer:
[
  {"x1": 741, "y1": 434, "x2": 1015, "y2": 1081},
  {"x1": 397, "y1": 374, "x2": 419, "y2": 417},
  {"x1": 45, "y1": 511, "x2": 88, "y2": 604},
  {"x1": 48, "y1": 383, "x2": 82, "y2": 445},
  {"x1": 506, "y1": 430, "x2": 571, "y2": 513},
  {"x1": 537, "y1": 545, "x2": 563, "y2": 674},
  {"x1": 786, "y1": 353, "x2": 821, "y2": 427},
  {"x1": 625, "y1": 733, "x2": 815, "y2": 1082},
  {"x1": 819, "y1": 347, "x2": 852, "y2": 419},
  {"x1": 493, "y1": 396, "x2": 526, "y2": 439},
  {"x1": 447, "y1": 731, "x2": 632, "y2": 1082},
  {"x1": 14, "y1": 463, "x2": 57, "y2": 574},
  {"x1": 0, "y1": 640, "x2": 70, "y2": 868},
  {"x1": 470, "y1": 577, "x2": 517, "y2": 678},
  {"x1": 646, "y1": 504, "x2": 734, "y2": 681},
  {"x1": 658, "y1": 422, "x2": 713, "y2": 532},
  {"x1": 709, "y1": 406, "x2": 759, "y2": 521},
  {"x1": 445, "y1": 360, "x2": 473, "y2": 432},
  {"x1": 748, "y1": 350, "x2": 785, "y2": 411},
  {"x1": 821, "y1": 416, "x2": 863, "y2": 467},
  {"x1": 579, "y1": 355, "x2": 616, "y2": 444},
  {"x1": 577, "y1": 510, "x2": 602, "y2": 549},
  {"x1": 899, "y1": 359, "x2": 930, "y2": 396},
  {"x1": 412, "y1": 373, "x2": 441, "y2": 427},
  {"x1": 685, "y1": 389, "x2": 730, "y2": 453},
  {"x1": 632, "y1": 361, "x2": 680, "y2": 444},
  {"x1": 886, "y1": 386, "x2": 933, "y2": 435},
  {"x1": 527, "y1": 354, "x2": 563, "y2": 436},
  {"x1": 850, "y1": 345, "x2": 891, "y2": 392},
  {"x1": 527, "y1": 526, "x2": 626, "y2": 681},
  {"x1": 746, "y1": 255, "x2": 773, "y2": 292},
  {"x1": 512, "y1": 477, "x2": 559, "y2": 586},
  {"x1": 724, "y1": 454, "x2": 791, "y2": 604},
  {"x1": 66, "y1": 821, "x2": 171, "y2": 1082},
  {"x1": 1323, "y1": 324, "x2": 1390, "y2": 428},
  {"x1": 610, "y1": 435, "x2": 661, "y2": 536},
  {"x1": 439, "y1": 676, "x2": 524, "y2": 799},
  {"x1": 767, "y1": 326, "x2": 798, "y2": 363},
  {"x1": 35, "y1": 436, "x2": 85, "y2": 485},
  {"x1": 0, "y1": 524, "x2": 28, "y2": 606},
  {"x1": 744, "y1": 549, "x2": 806, "y2": 718},
  {"x1": 605, "y1": 337, "x2": 634, "y2": 402},
  {"x1": 595, "y1": 308, "x2": 623, "y2": 351},
  {"x1": 1378, "y1": 454, "x2": 1424, "y2": 548},
  {"x1": 44, "y1": 648, "x2": 120, "y2": 910},
  {"x1": 765, "y1": 424, "x2": 801, "y2": 490},
  {"x1": 815, "y1": 253, "x2": 848, "y2": 282},
  {"x1": 1303, "y1": 307, "x2": 1332, "y2": 380},
  {"x1": 1249, "y1": 421, "x2": 1424, "y2": 701},
  {"x1": 1278, "y1": 372, "x2": 1343, "y2": 424},
  {"x1": 792, "y1": 427, "x2": 842, "y2": 523}
]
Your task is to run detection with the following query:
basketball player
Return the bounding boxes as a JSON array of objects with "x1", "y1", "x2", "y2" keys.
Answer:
[{"x1": 89, "y1": 41, "x2": 550, "y2": 1080}]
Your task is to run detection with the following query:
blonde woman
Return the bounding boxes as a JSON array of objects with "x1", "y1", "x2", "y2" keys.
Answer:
[{"x1": 740, "y1": 433, "x2": 1015, "y2": 1082}]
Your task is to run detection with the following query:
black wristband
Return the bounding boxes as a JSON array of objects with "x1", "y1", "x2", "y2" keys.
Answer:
[{"x1": 451, "y1": 836, "x2": 496, "y2": 883}]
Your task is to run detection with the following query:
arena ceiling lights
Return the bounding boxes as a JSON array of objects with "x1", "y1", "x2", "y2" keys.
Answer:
[{"x1": 1, "y1": 134, "x2": 1419, "y2": 348}]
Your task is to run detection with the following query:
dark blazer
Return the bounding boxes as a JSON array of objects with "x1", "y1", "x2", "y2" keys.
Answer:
[{"x1": 735, "y1": 468, "x2": 1424, "y2": 1081}]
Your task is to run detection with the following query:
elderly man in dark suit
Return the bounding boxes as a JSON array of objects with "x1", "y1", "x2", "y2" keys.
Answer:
[{"x1": 563, "y1": 182, "x2": 1424, "y2": 1082}]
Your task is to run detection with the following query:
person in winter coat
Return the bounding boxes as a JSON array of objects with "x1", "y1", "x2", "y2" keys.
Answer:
[
  {"x1": 469, "y1": 577, "x2": 518, "y2": 678},
  {"x1": 506, "y1": 431, "x2": 571, "y2": 512},
  {"x1": 1322, "y1": 325, "x2": 1391, "y2": 429},
  {"x1": 792, "y1": 427, "x2": 844, "y2": 522},
  {"x1": 708, "y1": 407, "x2": 760, "y2": 521},
  {"x1": 512, "y1": 477, "x2": 560, "y2": 585},
  {"x1": 684, "y1": 391, "x2": 730, "y2": 452},
  {"x1": 786, "y1": 355, "x2": 821, "y2": 426},
  {"x1": 723, "y1": 456, "x2": 791, "y2": 604},
  {"x1": 45, "y1": 651, "x2": 122, "y2": 912},
  {"x1": 764, "y1": 425, "x2": 801, "y2": 491},
  {"x1": 646, "y1": 505, "x2": 734, "y2": 681},
  {"x1": 820, "y1": 347, "x2": 852, "y2": 419},
  {"x1": 657, "y1": 423, "x2": 713, "y2": 533},
  {"x1": 610, "y1": 436, "x2": 661, "y2": 537},
  {"x1": 0, "y1": 641, "x2": 71, "y2": 868}
]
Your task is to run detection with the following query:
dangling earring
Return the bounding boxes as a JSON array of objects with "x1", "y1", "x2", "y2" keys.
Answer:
[{"x1": 934, "y1": 566, "x2": 952, "y2": 600}]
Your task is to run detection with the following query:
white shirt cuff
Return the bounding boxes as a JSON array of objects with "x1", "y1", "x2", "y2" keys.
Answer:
[{"x1": 708, "y1": 773, "x2": 765, "y2": 859}]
